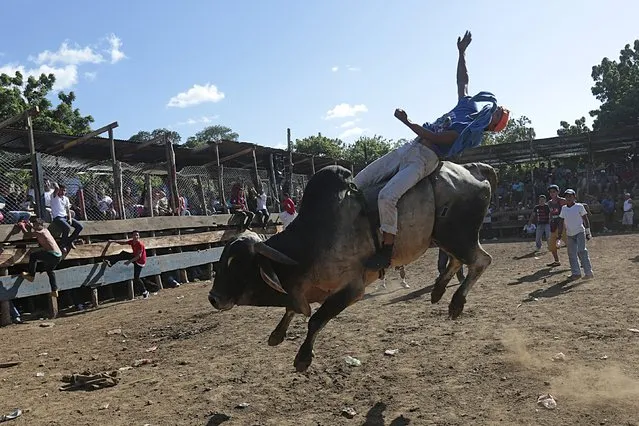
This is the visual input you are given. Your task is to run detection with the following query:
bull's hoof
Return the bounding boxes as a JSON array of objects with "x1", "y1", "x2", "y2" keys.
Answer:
[
  {"x1": 431, "y1": 284, "x2": 447, "y2": 304},
  {"x1": 268, "y1": 331, "x2": 285, "y2": 347},
  {"x1": 293, "y1": 348, "x2": 315, "y2": 372},
  {"x1": 448, "y1": 294, "x2": 466, "y2": 319}
]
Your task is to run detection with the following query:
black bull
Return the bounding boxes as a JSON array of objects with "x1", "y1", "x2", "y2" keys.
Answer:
[{"x1": 209, "y1": 162, "x2": 496, "y2": 372}]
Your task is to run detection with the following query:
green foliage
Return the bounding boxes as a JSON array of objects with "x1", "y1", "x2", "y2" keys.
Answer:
[
  {"x1": 557, "y1": 117, "x2": 590, "y2": 136},
  {"x1": 0, "y1": 71, "x2": 94, "y2": 135},
  {"x1": 129, "y1": 128, "x2": 181, "y2": 144},
  {"x1": 293, "y1": 132, "x2": 345, "y2": 159},
  {"x1": 345, "y1": 135, "x2": 394, "y2": 170},
  {"x1": 185, "y1": 125, "x2": 238, "y2": 148},
  {"x1": 589, "y1": 40, "x2": 639, "y2": 130},
  {"x1": 482, "y1": 115, "x2": 535, "y2": 145}
]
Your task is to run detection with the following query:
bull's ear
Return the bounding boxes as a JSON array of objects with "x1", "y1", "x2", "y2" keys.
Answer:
[
  {"x1": 253, "y1": 242, "x2": 298, "y2": 265},
  {"x1": 257, "y1": 256, "x2": 287, "y2": 294}
]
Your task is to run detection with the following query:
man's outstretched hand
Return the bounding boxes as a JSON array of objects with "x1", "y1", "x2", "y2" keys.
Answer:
[
  {"x1": 394, "y1": 108, "x2": 408, "y2": 122},
  {"x1": 457, "y1": 31, "x2": 472, "y2": 53}
]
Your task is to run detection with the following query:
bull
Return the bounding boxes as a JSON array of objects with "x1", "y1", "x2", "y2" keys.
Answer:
[{"x1": 208, "y1": 161, "x2": 496, "y2": 372}]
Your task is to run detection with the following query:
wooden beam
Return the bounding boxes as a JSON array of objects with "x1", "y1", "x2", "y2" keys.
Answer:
[
  {"x1": 215, "y1": 144, "x2": 228, "y2": 213},
  {"x1": 48, "y1": 122, "x2": 119, "y2": 155},
  {"x1": 0, "y1": 213, "x2": 282, "y2": 243},
  {"x1": 196, "y1": 175, "x2": 209, "y2": 215},
  {"x1": 0, "y1": 107, "x2": 39, "y2": 132},
  {"x1": 0, "y1": 247, "x2": 224, "y2": 301},
  {"x1": 122, "y1": 134, "x2": 165, "y2": 156},
  {"x1": 218, "y1": 146, "x2": 255, "y2": 164}
]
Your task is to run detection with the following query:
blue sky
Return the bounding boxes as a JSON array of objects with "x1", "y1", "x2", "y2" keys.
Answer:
[{"x1": 1, "y1": 1, "x2": 638, "y2": 149}]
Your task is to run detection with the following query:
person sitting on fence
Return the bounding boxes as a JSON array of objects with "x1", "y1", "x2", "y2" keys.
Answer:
[
  {"x1": 229, "y1": 187, "x2": 254, "y2": 229},
  {"x1": 353, "y1": 30, "x2": 510, "y2": 270},
  {"x1": 279, "y1": 192, "x2": 297, "y2": 229},
  {"x1": 106, "y1": 231, "x2": 151, "y2": 299},
  {"x1": 51, "y1": 183, "x2": 83, "y2": 250},
  {"x1": 251, "y1": 186, "x2": 269, "y2": 228},
  {"x1": 18, "y1": 218, "x2": 63, "y2": 297}
]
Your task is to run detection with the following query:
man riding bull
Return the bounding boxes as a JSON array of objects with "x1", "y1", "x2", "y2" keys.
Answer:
[{"x1": 354, "y1": 31, "x2": 510, "y2": 270}]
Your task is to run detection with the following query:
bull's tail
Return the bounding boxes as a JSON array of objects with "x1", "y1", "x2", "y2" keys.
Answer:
[{"x1": 462, "y1": 162, "x2": 498, "y2": 196}]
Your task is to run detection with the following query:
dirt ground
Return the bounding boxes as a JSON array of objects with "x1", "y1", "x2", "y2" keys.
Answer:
[{"x1": 1, "y1": 234, "x2": 639, "y2": 426}]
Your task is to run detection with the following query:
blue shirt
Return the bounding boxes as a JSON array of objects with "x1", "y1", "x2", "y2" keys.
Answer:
[{"x1": 423, "y1": 96, "x2": 479, "y2": 157}]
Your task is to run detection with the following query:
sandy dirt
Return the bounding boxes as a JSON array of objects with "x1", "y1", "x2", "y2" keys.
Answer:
[{"x1": 1, "y1": 234, "x2": 639, "y2": 426}]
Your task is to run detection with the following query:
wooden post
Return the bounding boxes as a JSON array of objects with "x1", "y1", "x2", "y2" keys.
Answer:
[
  {"x1": 175, "y1": 230, "x2": 189, "y2": 284},
  {"x1": 0, "y1": 268, "x2": 10, "y2": 326},
  {"x1": 27, "y1": 117, "x2": 46, "y2": 220},
  {"x1": 165, "y1": 135, "x2": 180, "y2": 216},
  {"x1": 215, "y1": 144, "x2": 228, "y2": 213},
  {"x1": 269, "y1": 153, "x2": 280, "y2": 213},
  {"x1": 90, "y1": 288, "x2": 99, "y2": 308},
  {"x1": 144, "y1": 175, "x2": 163, "y2": 290},
  {"x1": 77, "y1": 188, "x2": 88, "y2": 221},
  {"x1": 286, "y1": 128, "x2": 293, "y2": 196},
  {"x1": 109, "y1": 128, "x2": 125, "y2": 219},
  {"x1": 251, "y1": 148, "x2": 260, "y2": 189},
  {"x1": 311, "y1": 156, "x2": 316, "y2": 175},
  {"x1": 196, "y1": 175, "x2": 208, "y2": 215}
]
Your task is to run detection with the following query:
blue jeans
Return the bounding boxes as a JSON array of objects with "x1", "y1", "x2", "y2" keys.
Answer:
[
  {"x1": 565, "y1": 232, "x2": 593, "y2": 277},
  {"x1": 52, "y1": 216, "x2": 84, "y2": 247},
  {"x1": 535, "y1": 224, "x2": 551, "y2": 250}
]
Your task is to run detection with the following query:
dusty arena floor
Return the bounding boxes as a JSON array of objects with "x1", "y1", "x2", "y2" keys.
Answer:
[{"x1": 1, "y1": 234, "x2": 638, "y2": 426}]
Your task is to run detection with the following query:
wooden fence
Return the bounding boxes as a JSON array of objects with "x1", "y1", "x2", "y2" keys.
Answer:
[{"x1": 0, "y1": 213, "x2": 282, "y2": 326}]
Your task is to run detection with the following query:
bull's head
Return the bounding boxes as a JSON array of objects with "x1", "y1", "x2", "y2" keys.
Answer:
[{"x1": 208, "y1": 233, "x2": 298, "y2": 311}]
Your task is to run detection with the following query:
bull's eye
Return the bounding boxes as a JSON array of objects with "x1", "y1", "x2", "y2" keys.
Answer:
[{"x1": 227, "y1": 256, "x2": 235, "y2": 267}]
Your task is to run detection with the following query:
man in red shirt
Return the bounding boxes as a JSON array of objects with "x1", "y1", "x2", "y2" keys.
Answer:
[
  {"x1": 279, "y1": 192, "x2": 297, "y2": 229},
  {"x1": 108, "y1": 231, "x2": 150, "y2": 299}
]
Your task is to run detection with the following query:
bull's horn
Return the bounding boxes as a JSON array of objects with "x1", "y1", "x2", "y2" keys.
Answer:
[
  {"x1": 253, "y1": 242, "x2": 298, "y2": 265},
  {"x1": 258, "y1": 257, "x2": 287, "y2": 294}
]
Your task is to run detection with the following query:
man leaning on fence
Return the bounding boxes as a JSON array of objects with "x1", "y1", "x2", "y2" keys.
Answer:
[{"x1": 50, "y1": 183, "x2": 83, "y2": 250}]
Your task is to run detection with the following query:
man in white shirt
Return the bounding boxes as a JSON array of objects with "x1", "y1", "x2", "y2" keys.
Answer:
[
  {"x1": 558, "y1": 189, "x2": 593, "y2": 280},
  {"x1": 253, "y1": 187, "x2": 269, "y2": 228},
  {"x1": 622, "y1": 192, "x2": 634, "y2": 231},
  {"x1": 50, "y1": 184, "x2": 84, "y2": 250}
]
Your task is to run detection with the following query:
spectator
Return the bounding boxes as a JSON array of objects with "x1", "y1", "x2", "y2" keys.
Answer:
[
  {"x1": 601, "y1": 194, "x2": 615, "y2": 231},
  {"x1": 230, "y1": 187, "x2": 254, "y2": 229},
  {"x1": 279, "y1": 192, "x2": 297, "y2": 229},
  {"x1": 528, "y1": 194, "x2": 551, "y2": 252},
  {"x1": 51, "y1": 184, "x2": 83, "y2": 250},
  {"x1": 559, "y1": 189, "x2": 594, "y2": 280},
  {"x1": 622, "y1": 192, "x2": 634, "y2": 231},
  {"x1": 154, "y1": 190, "x2": 171, "y2": 216},
  {"x1": 252, "y1": 187, "x2": 269, "y2": 228}
]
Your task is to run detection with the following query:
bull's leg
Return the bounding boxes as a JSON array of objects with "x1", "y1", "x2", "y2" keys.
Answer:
[
  {"x1": 268, "y1": 308, "x2": 295, "y2": 346},
  {"x1": 431, "y1": 256, "x2": 463, "y2": 304},
  {"x1": 293, "y1": 283, "x2": 364, "y2": 372},
  {"x1": 449, "y1": 245, "x2": 492, "y2": 319}
]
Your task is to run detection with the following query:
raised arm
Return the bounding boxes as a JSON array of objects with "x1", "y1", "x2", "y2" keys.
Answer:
[
  {"x1": 456, "y1": 31, "x2": 472, "y2": 99},
  {"x1": 394, "y1": 109, "x2": 458, "y2": 146}
]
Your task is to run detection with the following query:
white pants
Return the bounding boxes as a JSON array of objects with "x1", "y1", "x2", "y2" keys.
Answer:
[
  {"x1": 353, "y1": 140, "x2": 440, "y2": 235},
  {"x1": 279, "y1": 211, "x2": 297, "y2": 229},
  {"x1": 622, "y1": 210, "x2": 634, "y2": 225}
]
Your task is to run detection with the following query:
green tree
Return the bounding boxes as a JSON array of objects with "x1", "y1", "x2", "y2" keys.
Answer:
[
  {"x1": 185, "y1": 125, "x2": 239, "y2": 148},
  {"x1": 293, "y1": 132, "x2": 344, "y2": 158},
  {"x1": 557, "y1": 117, "x2": 590, "y2": 136},
  {"x1": 0, "y1": 71, "x2": 94, "y2": 135},
  {"x1": 589, "y1": 39, "x2": 639, "y2": 130},
  {"x1": 482, "y1": 115, "x2": 535, "y2": 145},
  {"x1": 345, "y1": 135, "x2": 393, "y2": 170},
  {"x1": 129, "y1": 128, "x2": 181, "y2": 144}
]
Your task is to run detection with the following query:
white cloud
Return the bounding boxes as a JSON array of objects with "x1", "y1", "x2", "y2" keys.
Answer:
[
  {"x1": 107, "y1": 34, "x2": 126, "y2": 64},
  {"x1": 346, "y1": 65, "x2": 360, "y2": 72},
  {"x1": 167, "y1": 83, "x2": 225, "y2": 108},
  {"x1": 339, "y1": 127, "x2": 367, "y2": 140},
  {"x1": 84, "y1": 71, "x2": 97, "y2": 81},
  {"x1": 331, "y1": 66, "x2": 339, "y2": 72},
  {"x1": 32, "y1": 42, "x2": 104, "y2": 65},
  {"x1": 173, "y1": 115, "x2": 220, "y2": 127},
  {"x1": 0, "y1": 63, "x2": 78, "y2": 90},
  {"x1": 324, "y1": 103, "x2": 368, "y2": 120},
  {"x1": 0, "y1": 52, "x2": 5, "y2": 57},
  {"x1": 339, "y1": 120, "x2": 359, "y2": 128},
  {"x1": 331, "y1": 65, "x2": 361, "y2": 72}
]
